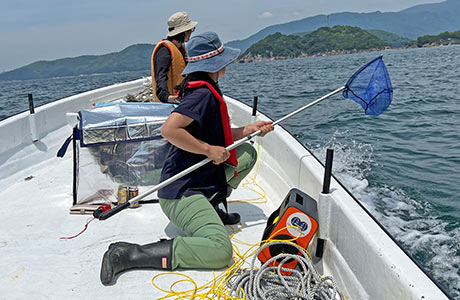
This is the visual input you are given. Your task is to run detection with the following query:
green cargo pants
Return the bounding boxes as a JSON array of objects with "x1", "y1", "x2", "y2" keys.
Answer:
[{"x1": 159, "y1": 142, "x2": 257, "y2": 269}]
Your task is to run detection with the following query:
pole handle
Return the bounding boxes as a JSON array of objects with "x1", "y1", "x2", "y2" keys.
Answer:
[{"x1": 95, "y1": 202, "x2": 130, "y2": 220}]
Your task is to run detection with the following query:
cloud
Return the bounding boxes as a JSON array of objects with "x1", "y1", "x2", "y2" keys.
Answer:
[{"x1": 259, "y1": 11, "x2": 273, "y2": 18}]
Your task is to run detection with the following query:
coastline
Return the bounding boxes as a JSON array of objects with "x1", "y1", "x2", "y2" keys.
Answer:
[
  {"x1": 237, "y1": 42, "x2": 460, "y2": 63},
  {"x1": 237, "y1": 48, "x2": 390, "y2": 63}
]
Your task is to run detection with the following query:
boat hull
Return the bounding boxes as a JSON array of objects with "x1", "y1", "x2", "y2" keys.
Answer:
[{"x1": 0, "y1": 77, "x2": 449, "y2": 299}]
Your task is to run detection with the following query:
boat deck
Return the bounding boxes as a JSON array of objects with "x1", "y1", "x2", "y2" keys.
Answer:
[
  {"x1": 0, "y1": 78, "x2": 450, "y2": 299},
  {"x1": 0, "y1": 123, "x2": 283, "y2": 299}
]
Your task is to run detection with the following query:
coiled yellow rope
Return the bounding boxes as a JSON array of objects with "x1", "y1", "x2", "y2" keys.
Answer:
[
  {"x1": 150, "y1": 117, "x2": 344, "y2": 299},
  {"x1": 152, "y1": 226, "x2": 307, "y2": 299}
]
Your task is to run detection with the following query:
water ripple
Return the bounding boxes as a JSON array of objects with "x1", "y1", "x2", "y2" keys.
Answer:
[{"x1": 223, "y1": 46, "x2": 460, "y2": 298}]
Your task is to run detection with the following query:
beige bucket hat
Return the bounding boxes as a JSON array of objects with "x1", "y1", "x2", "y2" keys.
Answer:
[{"x1": 167, "y1": 12, "x2": 198, "y2": 37}]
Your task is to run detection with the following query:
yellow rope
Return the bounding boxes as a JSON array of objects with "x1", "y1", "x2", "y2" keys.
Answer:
[
  {"x1": 152, "y1": 225, "x2": 310, "y2": 300},
  {"x1": 150, "y1": 116, "x2": 339, "y2": 299},
  {"x1": 229, "y1": 115, "x2": 268, "y2": 205}
]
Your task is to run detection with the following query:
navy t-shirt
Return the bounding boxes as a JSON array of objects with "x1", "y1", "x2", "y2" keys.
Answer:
[{"x1": 158, "y1": 84, "x2": 227, "y2": 200}]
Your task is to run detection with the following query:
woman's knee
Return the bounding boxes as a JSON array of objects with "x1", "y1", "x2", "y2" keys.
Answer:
[
  {"x1": 237, "y1": 143, "x2": 257, "y2": 168},
  {"x1": 210, "y1": 236, "x2": 233, "y2": 268}
]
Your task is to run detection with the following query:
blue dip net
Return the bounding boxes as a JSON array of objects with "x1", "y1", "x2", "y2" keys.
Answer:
[{"x1": 343, "y1": 56, "x2": 393, "y2": 116}]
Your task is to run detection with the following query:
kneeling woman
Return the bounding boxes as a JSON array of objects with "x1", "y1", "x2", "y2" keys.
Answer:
[{"x1": 100, "y1": 32, "x2": 274, "y2": 285}]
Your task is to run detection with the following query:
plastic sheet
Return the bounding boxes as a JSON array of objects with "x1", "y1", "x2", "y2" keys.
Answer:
[{"x1": 75, "y1": 102, "x2": 175, "y2": 205}]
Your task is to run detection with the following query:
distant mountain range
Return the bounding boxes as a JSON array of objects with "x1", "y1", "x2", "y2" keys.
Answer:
[
  {"x1": 0, "y1": 44, "x2": 154, "y2": 81},
  {"x1": 227, "y1": 0, "x2": 460, "y2": 52},
  {"x1": 1, "y1": 0, "x2": 459, "y2": 81}
]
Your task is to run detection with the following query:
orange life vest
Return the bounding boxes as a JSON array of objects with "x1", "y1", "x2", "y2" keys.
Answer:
[{"x1": 151, "y1": 40, "x2": 186, "y2": 102}]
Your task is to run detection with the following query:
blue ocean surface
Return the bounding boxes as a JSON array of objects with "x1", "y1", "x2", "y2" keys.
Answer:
[
  {"x1": 0, "y1": 71, "x2": 150, "y2": 121},
  {"x1": 1, "y1": 45, "x2": 459, "y2": 298}
]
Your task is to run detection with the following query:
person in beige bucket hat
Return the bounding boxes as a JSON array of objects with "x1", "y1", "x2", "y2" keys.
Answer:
[
  {"x1": 151, "y1": 12, "x2": 198, "y2": 103},
  {"x1": 167, "y1": 12, "x2": 198, "y2": 37}
]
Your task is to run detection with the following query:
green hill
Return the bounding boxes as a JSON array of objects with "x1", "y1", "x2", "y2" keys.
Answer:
[
  {"x1": 0, "y1": 44, "x2": 154, "y2": 81},
  {"x1": 407, "y1": 30, "x2": 460, "y2": 47},
  {"x1": 366, "y1": 29, "x2": 412, "y2": 48},
  {"x1": 240, "y1": 26, "x2": 391, "y2": 61},
  {"x1": 295, "y1": 29, "x2": 411, "y2": 48}
]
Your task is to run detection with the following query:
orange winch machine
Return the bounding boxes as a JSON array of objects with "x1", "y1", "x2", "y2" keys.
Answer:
[{"x1": 258, "y1": 188, "x2": 319, "y2": 274}]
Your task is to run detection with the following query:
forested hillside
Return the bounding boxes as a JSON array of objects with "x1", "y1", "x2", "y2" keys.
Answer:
[{"x1": 240, "y1": 26, "x2": 390, "y2": 61}]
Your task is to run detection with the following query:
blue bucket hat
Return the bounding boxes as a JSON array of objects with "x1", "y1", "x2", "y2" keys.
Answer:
[{"x1": 182, "y1": 32, "x2": 241, "y2": 75}]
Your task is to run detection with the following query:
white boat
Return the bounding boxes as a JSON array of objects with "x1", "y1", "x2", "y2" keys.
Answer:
[{"x1": 0, "y1": 77, "x2": 451, "y2": 299}]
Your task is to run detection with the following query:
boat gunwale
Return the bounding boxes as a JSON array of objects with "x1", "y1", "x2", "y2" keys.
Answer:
[
  {"x1": 0, "y1": 77, "x2": 453, "y2": 299},
  {"x1": 225, "y1": 94, "x2": 453, "y2": 300}
]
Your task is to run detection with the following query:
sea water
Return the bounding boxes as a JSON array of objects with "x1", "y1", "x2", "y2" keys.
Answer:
[{"x1": 0, "y1": 45, "x2": 459, "y2": 298}]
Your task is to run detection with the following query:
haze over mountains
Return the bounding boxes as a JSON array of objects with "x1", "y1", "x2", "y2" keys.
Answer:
[
  {"x1": 0, "y1": 44, "x2": 154, "y2": 81},
  {"x1": 1, "y1": 0, "x2": 459, "y2": 81},
  {"x1": 227, "y1": 0, "x2": 460, "y2": 52}
]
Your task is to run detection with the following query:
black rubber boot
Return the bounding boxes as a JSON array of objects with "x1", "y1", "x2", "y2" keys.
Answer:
[
  {"x1": 213, "y1": 204, "x2": 241, "y2": 225},
  {"x1": 211, "y1": 186, "x2": 241, "y2": 225},
  {"x1": 100, "y1": 239, "x2": 173, "y2": 286}
]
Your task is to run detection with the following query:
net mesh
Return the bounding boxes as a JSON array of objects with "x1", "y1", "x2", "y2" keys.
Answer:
[{"x1": 343, "y1": 56, "x2": 393, "y2": 116}]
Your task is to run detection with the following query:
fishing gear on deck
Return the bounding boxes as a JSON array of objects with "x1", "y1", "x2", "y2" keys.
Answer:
[
  {"x1": 95, "y1": 55, "x2": 393, "y2": 221},
  {"x1": 227, "y1": 241, "x2": 344, "y2": 300}
]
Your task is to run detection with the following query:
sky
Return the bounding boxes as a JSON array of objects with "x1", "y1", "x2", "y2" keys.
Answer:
[{"x1": 0, "y1": 0, "x2": 445, "y2": 72}]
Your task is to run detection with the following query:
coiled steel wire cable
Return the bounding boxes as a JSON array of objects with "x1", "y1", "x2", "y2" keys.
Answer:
[{"x1": 227, "y1": 241, "x2": 344, "y2": 300}]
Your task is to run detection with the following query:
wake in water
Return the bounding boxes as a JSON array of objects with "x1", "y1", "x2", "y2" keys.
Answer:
[{"x1": 309, "y1": 130, "x2": 460, "y2": 298}]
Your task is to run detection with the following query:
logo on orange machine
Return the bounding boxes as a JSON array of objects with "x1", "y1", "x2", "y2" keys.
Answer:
[{"x1": 258, "y1": 206, "x2": 318, "y2": 274}]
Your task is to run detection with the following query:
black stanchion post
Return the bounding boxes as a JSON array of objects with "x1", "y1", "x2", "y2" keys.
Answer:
[
  {"x1": 316, "y1": 148, "x2": 334, "y2": 258},
  {"x1": 322, "y1": 148, "x2": 334, "y2": 194},
  {"x1": 72, "y1": 126, "x2": 78, "y2": 205},
  {"x1": 28, "y1": 93, "x2": 39, "y2": 142},
  {"x1": 252, "y1": 96, "x2": 258, "y2": 117},
  {"x1": 28, "y1": 94, "x2": 35, "y2": 114}
]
